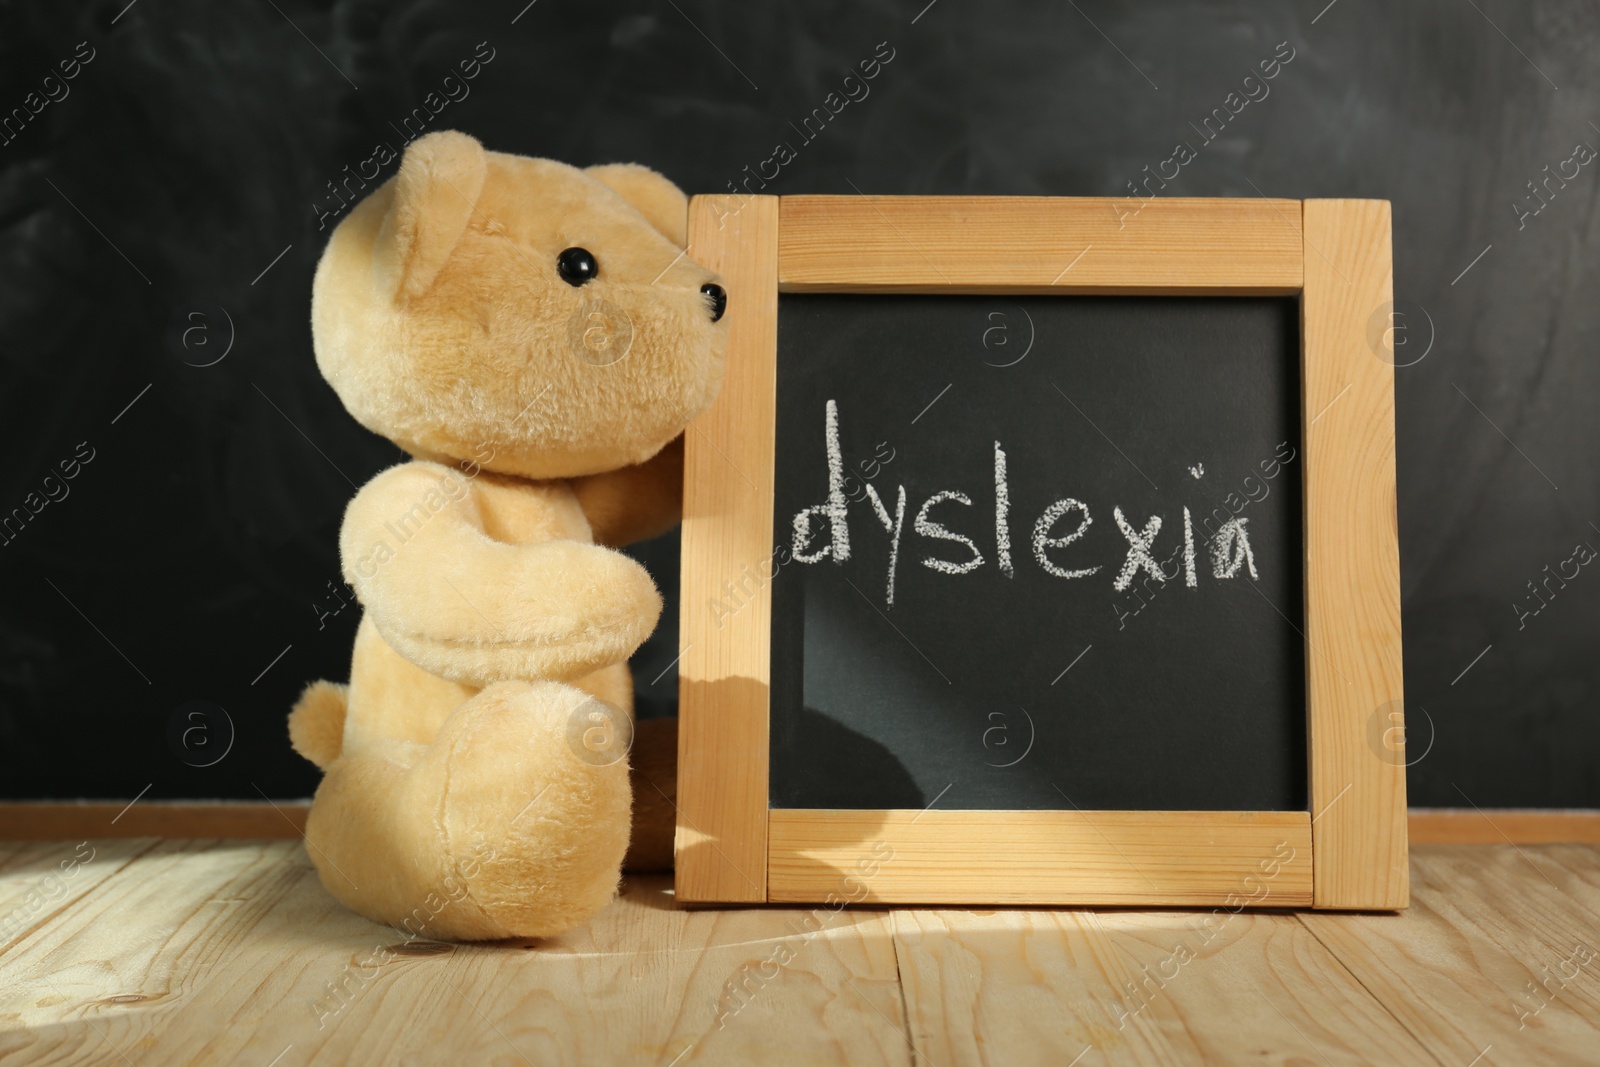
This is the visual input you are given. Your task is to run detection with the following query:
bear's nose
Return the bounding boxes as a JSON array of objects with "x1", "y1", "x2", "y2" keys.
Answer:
[{"x1": 700, "y1": 283, "x2": 727, "y2": 323}]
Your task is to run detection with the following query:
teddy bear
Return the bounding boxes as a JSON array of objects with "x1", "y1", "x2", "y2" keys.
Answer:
[{"x1": 287, "y1": 130, "x2": 727, "y2": 940}]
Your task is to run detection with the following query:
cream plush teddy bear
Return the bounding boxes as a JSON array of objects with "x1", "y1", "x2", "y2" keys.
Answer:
[{"x1": 288, "y1": 131, "x2": 726, "y2": 940}]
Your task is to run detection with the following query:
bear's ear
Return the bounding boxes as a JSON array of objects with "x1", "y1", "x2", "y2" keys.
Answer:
[
  {"x1": 586, "y1": 163, "x2": 689, "y2": 248},
  {"x1": 374, "y1": 131, "x2": 488, "y2": 301}
]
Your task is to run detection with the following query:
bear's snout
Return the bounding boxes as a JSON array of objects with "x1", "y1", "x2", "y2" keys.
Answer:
[{"x1": 699, "y1": 283, "x2": 727, "y2": 323}]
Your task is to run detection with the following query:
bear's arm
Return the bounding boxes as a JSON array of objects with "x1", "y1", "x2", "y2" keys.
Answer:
[
  {"x1": 340, "y1": 461, "x2": 662, "y2": 687},
  {"x1": 570, "y1": 435, "x2": 683, "y2": 548}
]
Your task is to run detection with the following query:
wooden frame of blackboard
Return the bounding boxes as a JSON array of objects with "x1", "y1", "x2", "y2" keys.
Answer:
[{"x1": 676, "y1": 195, "x2": 1406, "y2": 911}]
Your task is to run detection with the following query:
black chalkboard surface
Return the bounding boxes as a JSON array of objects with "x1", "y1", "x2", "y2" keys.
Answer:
[{"x1": 769, "y1": 294, "x2": 1306, "y2": 811}]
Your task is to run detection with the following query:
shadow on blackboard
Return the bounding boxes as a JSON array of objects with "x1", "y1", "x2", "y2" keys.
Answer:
[{"x1": 778, "y1": 706, "x2": 924, "y2": 811}]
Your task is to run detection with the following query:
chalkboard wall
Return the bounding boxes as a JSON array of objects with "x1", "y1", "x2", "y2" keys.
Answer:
[{"x1": 0, "y1": 0, "x2": 1594, "y2": 807}]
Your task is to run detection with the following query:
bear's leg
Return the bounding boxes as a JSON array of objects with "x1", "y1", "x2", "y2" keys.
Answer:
[{"x1": 303, "y1": 679, "x2": 631, "y2": 941}]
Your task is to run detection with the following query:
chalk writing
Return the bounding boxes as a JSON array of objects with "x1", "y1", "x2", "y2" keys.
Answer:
[{"x1": 791, "y1": 401, "x2": 1264, "y2": 607}]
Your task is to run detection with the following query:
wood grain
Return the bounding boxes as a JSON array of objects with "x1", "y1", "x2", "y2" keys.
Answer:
[
  {"x1": 0, "y1": 841, "x2": 910, "y2": 1066},
  {"x1": 1299, "y1": 844, "x2": 1600, "y2": 1065},
  {"x1": 677, "y1": 194, "x2": 780, "y2": 904},
  {"x1": 4, "y1": 842, "x2": 1599, "y2": 1065},
  {"x1": 778, "y1": 195, "x2": 1304, "y2": 294},
  {"x1": 0, "y1": 839, "x2": 160, "y2": 951},
  {"x1": 1301, "y1": 199, "x2": 1409, "y2": 910},
  {"x1": 768, "y1": 810, "x2": 1312, "y2": 907},
  {"x1": 893, "y1": 906, "x2": 1432, "y2": 1065}
]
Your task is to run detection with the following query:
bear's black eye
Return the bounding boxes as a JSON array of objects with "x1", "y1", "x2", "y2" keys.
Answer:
[{"x1": 556, "y1": 247, "x2": 598, "y2": 287}]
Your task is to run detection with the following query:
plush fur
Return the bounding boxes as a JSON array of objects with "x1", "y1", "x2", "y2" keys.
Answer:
[{"x1": 288, "y1": 131, "x2": 725, "y2": 941}]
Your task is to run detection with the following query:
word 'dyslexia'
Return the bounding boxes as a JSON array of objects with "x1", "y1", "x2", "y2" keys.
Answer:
[{"x1": 790, "y1": 401, "x2": 1265, "y2": 606}]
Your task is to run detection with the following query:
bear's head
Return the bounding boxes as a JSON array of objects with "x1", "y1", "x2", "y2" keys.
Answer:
[{"x1": 312, "y1": 131, "x2": 727, "y2": 479}]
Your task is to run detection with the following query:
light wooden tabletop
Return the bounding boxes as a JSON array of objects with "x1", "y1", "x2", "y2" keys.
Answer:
[{"x1": 0, "y1": 840, "x2": 1596, "y2": 1065}]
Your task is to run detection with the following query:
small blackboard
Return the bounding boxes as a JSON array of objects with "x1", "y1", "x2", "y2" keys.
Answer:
[
  {"x1": 676, "y1": 195, "x2": 1407, "y2": 911},
  {"x1": 769, "y1": 294, "x2": 1306, "y2": 813}
]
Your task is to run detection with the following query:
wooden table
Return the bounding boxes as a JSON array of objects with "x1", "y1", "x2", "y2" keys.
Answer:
[{"x1": 1, "y1": 841, "x2": 1596, "y2": 1064}]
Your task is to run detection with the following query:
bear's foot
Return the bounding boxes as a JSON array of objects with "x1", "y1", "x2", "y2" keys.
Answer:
[{"x1": 303, "y1": 680, "x2": 633, "y2": 941}]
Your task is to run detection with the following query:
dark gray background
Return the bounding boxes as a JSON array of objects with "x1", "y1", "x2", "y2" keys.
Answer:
[{"x1": 0, "y1": 0, "x2": 1592, "y2": 806}]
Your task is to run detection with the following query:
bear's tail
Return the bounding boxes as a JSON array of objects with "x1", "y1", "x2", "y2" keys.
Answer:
[{"x1": 288, "y1": 680, "x2": 348, "y2": 770}]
